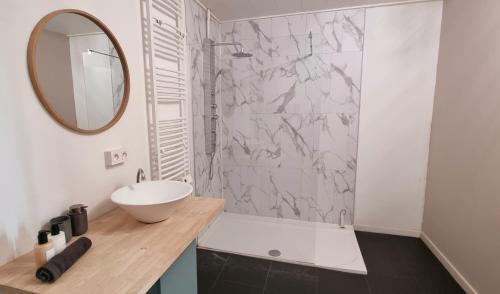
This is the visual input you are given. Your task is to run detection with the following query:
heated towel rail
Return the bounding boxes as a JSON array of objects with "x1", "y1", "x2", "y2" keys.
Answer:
[{"x1": 141, "y1": 0, "x2": 190, "y2": 181}]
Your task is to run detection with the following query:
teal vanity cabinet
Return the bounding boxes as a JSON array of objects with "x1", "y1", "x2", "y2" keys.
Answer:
[{"x1": 147, "y1": 241, "x2": 198, "y2": 294}]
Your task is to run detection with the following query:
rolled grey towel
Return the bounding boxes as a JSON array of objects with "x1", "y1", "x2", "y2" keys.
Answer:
[{"x1": 36, "y1": 237, "x2": 92, "y2": 283}]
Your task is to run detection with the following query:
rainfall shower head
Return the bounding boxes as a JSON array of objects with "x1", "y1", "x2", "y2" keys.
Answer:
[
  {"x1": 232, "y1": 49, "x2": 253, "y2": 58},
  {"x1": 211, "y1": 42, "x2": 253, "y2": 58}
]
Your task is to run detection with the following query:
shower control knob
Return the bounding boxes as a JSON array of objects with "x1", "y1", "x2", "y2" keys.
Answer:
[
  {"x1": 211, "y1": 115, "x2": 219, "y2": 119},
  {"x1": 211, "y1": 104, "x2": 218, "y2": 108}
]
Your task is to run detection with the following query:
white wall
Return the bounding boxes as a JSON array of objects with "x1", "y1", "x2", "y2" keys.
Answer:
[
  {"x1": 0, "y1": 0, "x2": 149, "y2": 266},
  {"x1": 354, "y1": 1, "x2": 442, "y2": 236},
  {"x1": 37, "y1": 30, "x2": 77, "y2": 127},
  {"x1": 423, "y1": 0, "x2": 500, "y2": 293}
]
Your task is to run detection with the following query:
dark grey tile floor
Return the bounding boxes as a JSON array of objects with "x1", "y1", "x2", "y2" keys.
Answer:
[{"x1": 197, "y1": 231, "x2": 465, "y2": 294}]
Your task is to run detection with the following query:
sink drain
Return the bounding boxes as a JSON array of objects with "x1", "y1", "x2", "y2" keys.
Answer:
[{"x1": 268, "y1": 249, "x2": 281, "y2": 257}]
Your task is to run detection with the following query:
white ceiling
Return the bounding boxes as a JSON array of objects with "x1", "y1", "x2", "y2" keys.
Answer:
[
  {"x1": 44, "y1": 13, "x2": 102, "y2": 36},
  {"x1": 199, "y1": 0, "x2": 420, "y2": 21}
]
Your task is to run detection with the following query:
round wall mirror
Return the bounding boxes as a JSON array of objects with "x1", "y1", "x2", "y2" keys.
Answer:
[{"x1": 28, "y1": 10, "x2": 130, "y2": 134}]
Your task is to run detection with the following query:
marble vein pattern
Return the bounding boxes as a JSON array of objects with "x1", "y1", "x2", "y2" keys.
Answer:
[
  {"x1": 220, "y1": 9, "x2": 365, "y2": 224},
  {"x1": 186, "y1": 0, "x2": 223, "y2": 197}
]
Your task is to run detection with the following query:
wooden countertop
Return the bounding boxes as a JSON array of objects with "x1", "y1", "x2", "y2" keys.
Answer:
[{"x1": 0, "y1": 197, "x2": 224, "y2": 294}]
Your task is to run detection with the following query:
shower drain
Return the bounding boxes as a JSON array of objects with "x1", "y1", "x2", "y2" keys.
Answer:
[{"x1": 268, "y1": 249, "x2": 281, "y2": 257}]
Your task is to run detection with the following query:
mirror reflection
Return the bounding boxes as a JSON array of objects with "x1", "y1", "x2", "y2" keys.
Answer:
[{"x1": 35, "y1": 13, "x2": 125, "y2": 130}]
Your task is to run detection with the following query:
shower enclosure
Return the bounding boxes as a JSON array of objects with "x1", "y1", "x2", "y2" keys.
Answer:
[{"x1": 187, "y1": 0, "x2": 366, "y2": 274}]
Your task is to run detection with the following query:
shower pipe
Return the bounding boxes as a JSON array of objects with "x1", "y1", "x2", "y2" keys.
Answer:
[{"x1": 87, "y1": 49, "x2": 119, "y2": 59}]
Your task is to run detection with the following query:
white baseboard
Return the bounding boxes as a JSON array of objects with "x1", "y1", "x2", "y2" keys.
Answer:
[
  {"x1": 354, "y1": 224, "x2": 421, "y2": 237},
  {"x1": 421, "y1": 232, "x2": 478, "y2": 294}
]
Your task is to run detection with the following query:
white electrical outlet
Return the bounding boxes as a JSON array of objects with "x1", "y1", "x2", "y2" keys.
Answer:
[{"x1": 104, "y1": 146, "x2": 127, "y2": 167}]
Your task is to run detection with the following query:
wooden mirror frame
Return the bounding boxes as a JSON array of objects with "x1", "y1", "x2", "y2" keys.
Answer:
[{"x1": 27, "y1": 9, "x2": 130, "y2": 135}]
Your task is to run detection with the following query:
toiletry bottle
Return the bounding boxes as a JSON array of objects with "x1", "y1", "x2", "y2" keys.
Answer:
[
  {"x1": 48, "y1": 223, "x2": 66, "y2": 254},
  {"x1": 68, "y1": 204, "x2": 88, "y2": 236},
  {"x1": 34, "y1": 230, "x2": 55, "y2": 267}
]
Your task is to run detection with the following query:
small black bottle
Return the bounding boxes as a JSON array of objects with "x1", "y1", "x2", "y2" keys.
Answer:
[{"x1": 68, "y1": 204, "x2": 88, "y2": 236}]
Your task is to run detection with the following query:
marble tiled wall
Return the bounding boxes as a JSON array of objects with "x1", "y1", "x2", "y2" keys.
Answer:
[
  {"x1": 186, "y1": 0, "x2": 223, "y2": 197},
  {"x1": 220, "y1": 9, "x2": 365, "y2": 224}
]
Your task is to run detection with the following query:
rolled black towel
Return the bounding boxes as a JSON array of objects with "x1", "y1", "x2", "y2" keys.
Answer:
[{"x1": 36, "y1": 237, "x2": 92, "y2": 283}]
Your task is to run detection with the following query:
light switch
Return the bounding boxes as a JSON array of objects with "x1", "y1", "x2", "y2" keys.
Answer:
[{"x1": 104, "y1": 146, "x2": 127, "y2": 167}]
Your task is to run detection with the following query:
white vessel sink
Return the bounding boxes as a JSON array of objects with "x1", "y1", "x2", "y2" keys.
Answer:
[{"x1": 111, "y1": 180, "x2": 193, "y2": 223}]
